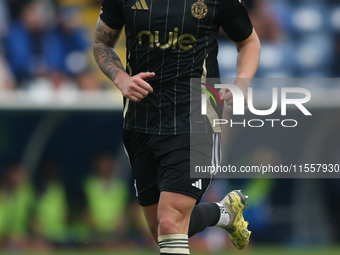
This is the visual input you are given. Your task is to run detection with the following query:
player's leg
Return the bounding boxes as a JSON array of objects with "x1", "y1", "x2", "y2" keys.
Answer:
[
  {"x1": 186, "y1": 133, "x2": 225, "y2": 237},
  {"x1": 142, "y1": 203, "x2": 158, "y2": 242},
  {"x1": 158, "y1": 191, "x2": 196, "y2": 235},
  {"x1": 186, "y1": 133, "x2": 251, "y2": 249},
  {"x1": 153, "y1": 133, "x2": 223, "y2": 254},
  {"x1": 157, "y1": 191, "x2": 250, "y2": 253},
  {"x1": 123, "y1": 130, "x2": 161, "y2": 242},
  {"x1": 157, "y1": 191, "x2": 195, "y2": 255},
  {"x1": 141, "y1": 196, "x2": 222, "y2": 244},
  {"x1": 140, "y1": 196, "x2": 229, "y2": 242},
  {"x1": 130, "y1": 132, "x2": 250, "y2": 252},
  {"x1": 141, "y1": 191, "x2": 250, "y2": 250},
  {"x1": 140, "y1": 189, "x2": 250, "y2": 250},
  {"x1": 188, "y1": 202, "x2": 223, "y2": 237},
  {"x1": 188, "y1": 190, "x2": 251, "y2": 250}
]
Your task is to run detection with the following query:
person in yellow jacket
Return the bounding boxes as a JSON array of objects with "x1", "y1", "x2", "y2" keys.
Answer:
[
  {"x1": 83, "y1": 152, "x2": 128, "y2": 245},
  {"x1": 34, "y1": 160, "x2": 68, "y2": 244},
  {"x1": 0, "y1": 163, "x2": 34, "y2": 247}
]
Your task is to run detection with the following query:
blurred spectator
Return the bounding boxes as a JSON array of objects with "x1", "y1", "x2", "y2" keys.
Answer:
[
  {"x1": 7, "y1": 0, "x2": 29, "y2": 20},
  {"x1": 33, "y1": 159, "x2": 68, "y2": 246},
  {"x1": 83, "y1": 152, "x2": 128, "y2": 246},
  {"x1": 0, "y1": 50, "x2": 16, "y2": 90},
  {"x1": 0, "y1": 0, "x2": 16, "y2": 90},
  {"x1": 5, "y1": 0, "x2": 100, "y2": 90},
  {"x1": 45, "y1": 6, "x2": 100, "y2": 90},
  {"x1": 0, "y1": 0, "x2": 9, "y2": 38},
  {"x1": 5, "y1": 0, "x2": 53, "y2": 86},
  {"x1": 0, "y1": 162, "x2": 34, "y2": 249},
  {"x1": 242, "y1": 0, "x2": 282, "y2": 42}
]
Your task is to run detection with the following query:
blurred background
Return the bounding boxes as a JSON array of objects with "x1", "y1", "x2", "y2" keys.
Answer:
[{"x1": 0, "y1": 0, "x2": 340, "y2": 254}]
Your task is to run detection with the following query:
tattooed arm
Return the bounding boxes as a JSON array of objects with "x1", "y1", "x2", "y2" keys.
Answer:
[{"x1": 93, "y1": 18, "x2": 154, "y2": 102}]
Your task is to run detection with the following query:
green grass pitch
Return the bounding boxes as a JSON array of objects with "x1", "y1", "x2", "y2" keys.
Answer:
[{"x1": 1, "y1": 246, "x2": 340, "y2": 255}]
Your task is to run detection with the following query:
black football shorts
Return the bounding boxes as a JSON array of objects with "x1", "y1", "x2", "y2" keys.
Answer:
[{"x1": 123, "y1": 130, "x2": 221, "y2": 206}]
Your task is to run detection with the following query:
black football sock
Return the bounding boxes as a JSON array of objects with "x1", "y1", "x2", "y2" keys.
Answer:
[{"x1": 188, "y1": 202, "x2": 221, "y2": 237}]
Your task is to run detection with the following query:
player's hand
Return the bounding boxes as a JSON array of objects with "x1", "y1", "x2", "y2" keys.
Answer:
[
  {"x1": 115, "y1": 72, "x2": 155, "y2": 102},
  {"x1": 219, "y1": 80, "x2": 249, "y2": 107}
]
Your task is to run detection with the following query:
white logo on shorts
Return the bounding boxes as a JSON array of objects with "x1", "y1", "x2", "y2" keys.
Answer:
[
  {"x1": 134, "y1": 179, "x2": 138, "y2": 197},
  {"x1": 192, "y1": 179, "x2": 202, "y2": 190}
]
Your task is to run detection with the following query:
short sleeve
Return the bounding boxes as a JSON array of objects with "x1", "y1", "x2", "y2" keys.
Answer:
[
  {"x1": 100, "y1": 0, "x2": 125, "y2": 29},
  {"x1": 218, "y1": 0, "x2": 253, "y2": 42}
]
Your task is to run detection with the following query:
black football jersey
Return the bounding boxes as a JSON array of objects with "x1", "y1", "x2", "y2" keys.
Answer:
[{"x1": 100, "y1": 0, "x2": 253, "y2": 134}]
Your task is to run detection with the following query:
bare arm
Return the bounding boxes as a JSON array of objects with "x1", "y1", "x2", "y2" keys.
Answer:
[
  {"x1": 234, "y1": 28, "x2": 261, "y2": 80},
  {"x1": 220, "y1": 29, "x2": 261, "y2": 106},
  {"x1": 93, "y1": 18, "x2": 125, "y2": 83},
  {"x1": 93, "y1": 18, "x2": 154, "y2": 102}
]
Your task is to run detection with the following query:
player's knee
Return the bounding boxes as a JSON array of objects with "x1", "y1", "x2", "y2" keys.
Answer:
[
  {"x1": 158, "y1": 207, "x2": 189, "y2": 235},
  {"x1": 158, "y1": 214, "x2": 179, "y2": 235}
]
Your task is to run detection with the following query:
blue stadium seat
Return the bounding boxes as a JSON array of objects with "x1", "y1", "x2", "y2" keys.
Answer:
[
  {"x1": 217, "y1": 41, "x2": 238, "y2": 76},
  {"x1": 218, "y1": 41, "x2": 296, "y2": 78},
  {"x1": 328, "y1": 5, "x2": 340, "y2": 33},
  {"x1": 257, "y1": 42, "x2": 294, "y2": 78},
  {"x1": 293, "y1": 35, "x2": 334, "y2": 77},
  {"x1": 289, "y1": 4, "x2": 329, "y2": 35}
]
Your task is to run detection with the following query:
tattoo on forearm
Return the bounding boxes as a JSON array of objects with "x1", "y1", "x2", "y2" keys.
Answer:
[{"x1": 93, "y1": 20, "x2": 126, "y2": 82}]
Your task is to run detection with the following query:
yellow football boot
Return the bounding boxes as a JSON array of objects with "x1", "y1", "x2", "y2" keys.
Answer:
[{"x1": 220, "y1": 190, "x2": 251, "y2": 250}]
